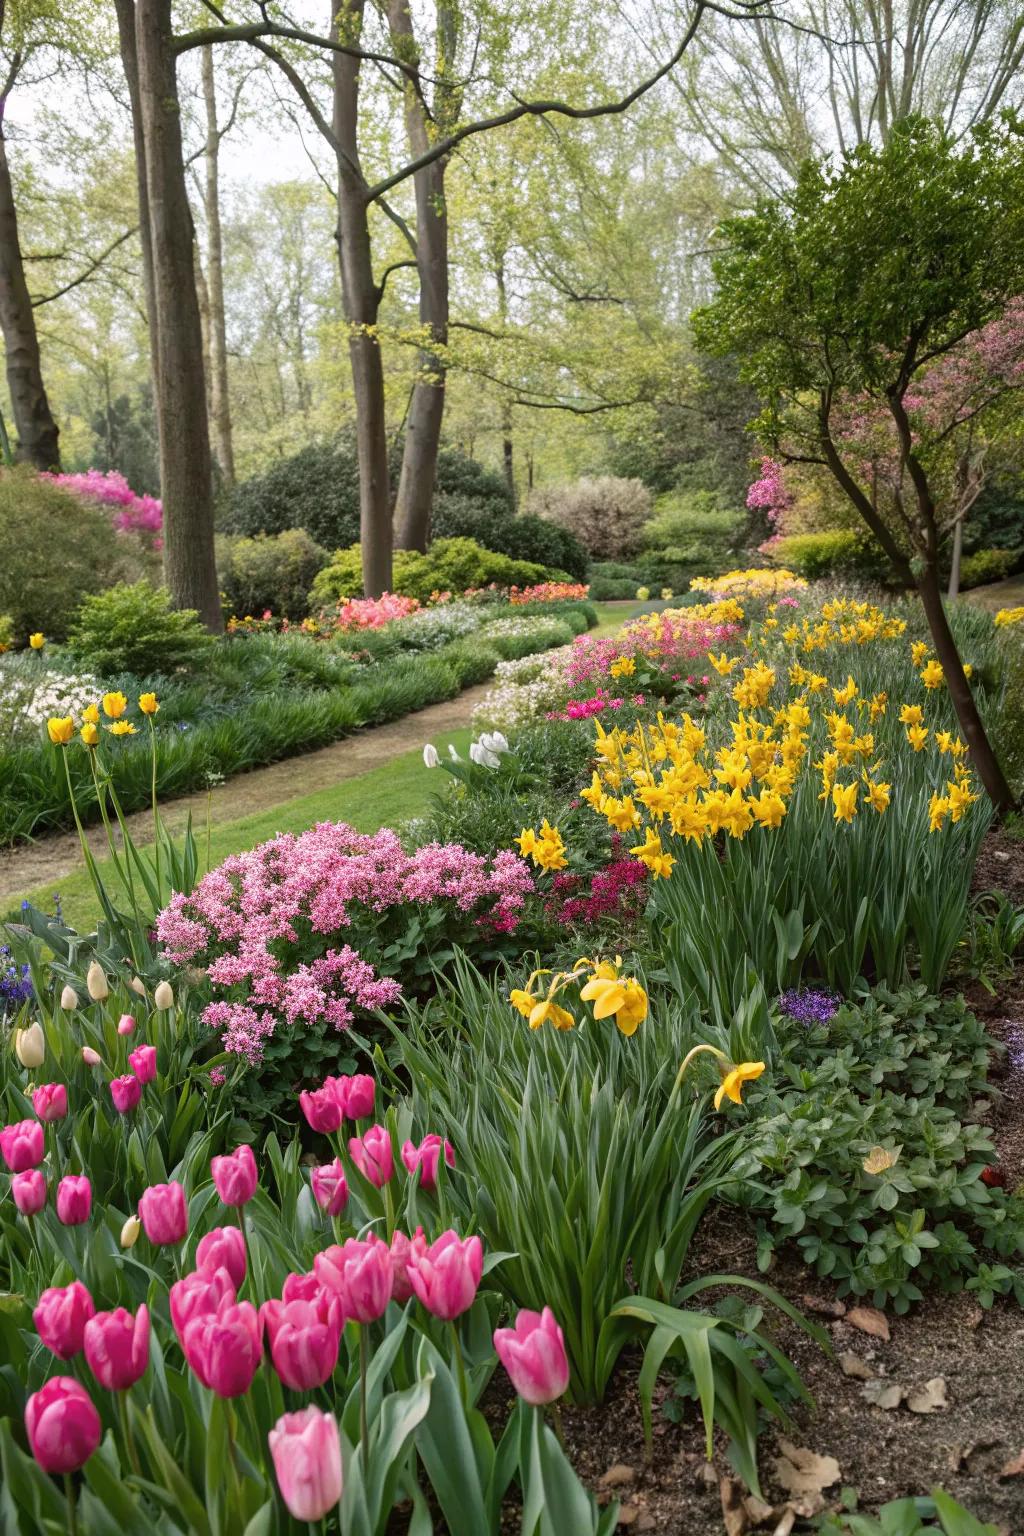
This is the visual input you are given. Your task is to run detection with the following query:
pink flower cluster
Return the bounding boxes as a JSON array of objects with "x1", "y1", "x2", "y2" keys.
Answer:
[
  {"x1": 334, "y1": 593, "x2": 421, "y2": 630},
  {"x1": 509, "y1": 582, "x2": 590, "y2": 605},
  {"x1": 156, "y1": 822, "x2": 534, "y2": 1063},
  {"x1": 549, "y1": 691, "x2": 627, "y2": 720},
  {"x1": 44, "y1": 469, "x2": 164, "y2": 549},
  {"x1": 561, "y1": 615, "x2": 740, "y2": 691},
  {"x1": 545, "y1": 847, "x2": 649, "y2": 929}
]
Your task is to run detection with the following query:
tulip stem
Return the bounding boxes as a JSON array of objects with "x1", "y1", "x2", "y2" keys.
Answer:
[
  {"x1": 549, "y1": 1401, "x2": 567, "y2": 1451},
  {"x1": 450, "y1": 1321, "x2": 469, "y2": 1405},
  {"x1": 63, "y1": 1474, "x2": 78, "y2": 1536},
  {"x1": 147, "y1": 717, "x2": 162, "y2": 905},
  {"x1": 118, "y1": 1392, "x2": 142, "y2": 1477},
  {"x1": 358, "y1": 1325, "x2": 369, "y2": 1453}
]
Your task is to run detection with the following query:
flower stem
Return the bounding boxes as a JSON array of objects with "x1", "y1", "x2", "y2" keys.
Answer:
[
  {"x1": 358, "y1": 1324, "x2": 369, "y2": 1456},
  {"x1": 118, "y1": 1391, "x2": 142, "y2": 1476},
  {"x1": 64, "y1": 1474, "x2": 78, "y2": 1536},
  {"x1": 148, "y1": 717, "x2": 162, "y2": 905},
  {"x1": 550, "y1": 1400, "x2": 567, "y2": 1451},
  {"x1": 450, "y1": 1320, "x2": 469, "y2": 1405}
]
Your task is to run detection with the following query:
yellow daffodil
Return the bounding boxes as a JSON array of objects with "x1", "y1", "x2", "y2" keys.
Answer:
[
  {"x1": 963, "y1": 663, "x2": 973, "y2": 678},
  {"x1": 995, "y1": 606, "x2": 1024, "y2": 627},
  {"x1": 102, "y1": 691, "x2": 128, "y2": 720},
  {"x1": 527, "y1": 997, "x2": 576, "y2": 1031},
  {"x1": 109, "y1": 721, "x2": 137, "y2": 737},
  {"x1": 708, "y1": 652, "x2": 738, "y2": 676},
  {"x1": 29, "y1": 632, "x2": 45, "y2": 649},
  {"x1": 919, "y1": 659, "x2": 944, "y2": 689},
  {"x1": 928, "y1": 792, "x2": 950, "y2": 832},
  {"x1": 713, "y1": 1060, "x2": 766, "y2": 1111},
  {"x1": 898, "y1": 703, "x2": 924, "y2": 726},
  {"x1": 579, "y1": 967, "x2": 648, "y2": 1036},
  {"x1": 832, "y1": 675, "x2": 857, "y2": 705},
  {"x1": 516, "y1": 828, "x2": 538, "y2": 858},
  {"x1": 46, "y1": 716, "x2": 74, "y2": 745},
  {"x1": 832, "y1": 781, "x2": 859, "y2": 823},
  {"x1": 629, "y1": 828, "x2": 674, "y2": 879},
  {"x1": 935, "y1": 731, "x2": 953, "y2": 754},
  {"x1": 906, "y1": 724, "x2": 928, "y2": 751},
  {"x1": 609, "y1": 656, "x2": 636, "y2": 678},
  {"x1": 80, "y1": 722, "x2": 100, "y2": 748},
  {"x1": 865, "y1": 780, "x2": 891, "y2": 813},
  {"x1": 911, "y1": 640, "x2": 929, "y2": 666},
  {"x1": 138, "y1": 692, "x2": 160, "y2": 715},
  {"x1": 868, "y1": 692, "x2": 887, "y2": 721}
]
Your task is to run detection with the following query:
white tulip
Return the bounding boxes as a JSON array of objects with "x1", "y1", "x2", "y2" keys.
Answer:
[
  {"x1": 129, "y1": 976, "x2": 147, "y2": 997},
  {"x1": 86, "y1": 961, "x2": 109, "y2": 1002},
  {"x1": 14, "y1": 1022, "x2": 45, "y2": 1069},
  {"x1": 153, "y1": 980, "x2": 175, "y2": 1010},
  {"x1": 60, "y1": 984, "x2": 79, "y2": 1011},
  {"x1": 120, "y1": 1214, "x2": 142, "y2": 1249},
  {"x1": 422, "y1": 743, "x2": 441, "y2": 768},
  {"x1": 448, "y1": 745, "x2": 462, "y2": 762},
  {"x1": 482, "y1": 730, "x2": 509, "y2": 754}
]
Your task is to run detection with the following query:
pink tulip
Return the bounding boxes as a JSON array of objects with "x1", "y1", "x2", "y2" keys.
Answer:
[
  {"x1": 325, "y1": 1073, "x2": 375, "y2": 1121},
  {"x1": 81, "y1": 1046, "x2": 102, "y2": 1067},
  {"x1": 268, "y1": 1406, "x2": 342, "y2": 1522},
  {"x1": 0, "y1": 1119, "x2": 44, "y2": 1173},
  {"x1": 262, "y1": 1298, "x2": 341, "y2": 1390},
  {"x1": 401, "y1": 1134, "x2": 455, "y2": 1194},
  {"x1": 265, "y1": 1285, "x2": 343, "y2": 1344},
  {"x1": 196, "y1": 1225, "x2": 247, "y2": 1290},
  {"x1": 298, "y1": 1084, "x2": 342, "y2": 1134},
  {"x1": 117, "y1": 1013, "x2": 136, "y2": 1036},
  {"x1": 493, "y1": 1307, "x2": 570, "y2": 1405},
  {"x1": 348, "y1": 1125, "x2": 394, "y2": 1188},
  {"x1": 314, "y1": 1236, "x2": 392, "y2": 1323},
  {"x1": 182, "y1": 1298, "x2": 262, "y2": 1397},
  {"x1": 12, "y1": 1169, "x2": 47, "y2": 1216},
  {"x1": 138, "y1": 1180, "x2": 187, "y2": 1244},
  {"x1": 211, "y1": 1143, "x2": 257, "y2": 1206},
  {"x1": 407, "y1": 1230, "x2": 483, "y2": 1320},
  {"x1": 388, "y1": 1228, "x2": 422, "y2": 1303},
  {"x1": 84, "y1": 1304, "x2": 150, "y2": 1391},
  {"x1": 110, "y1": 1074, "x2": 143, "y2": 1115},
  {"x1": 25, "y1": 1377, "x2": 102, "y2": 1474},
  {"x1": 128, "y1": 1044, "x2": 157, "y2": 1083},
  {"x1": 56, "y1": 1174, "x2": 91, "y2": 1226},
  {"x1": 32, "y1": 1084, "x2": 68, "y2": 1123},
  {"x1": 34, "y1": 1282, "x2": 95, "y2": 1359},
  {"x1": 169, "y1": 1267, "x2": 236, "y2": 1345},
  {"x1": 282, "y1": 1270, "x2": 325, "y2": 1306},
  {"x1": 310, "y1": 1159, "x2": 348, "y2": 1216}
]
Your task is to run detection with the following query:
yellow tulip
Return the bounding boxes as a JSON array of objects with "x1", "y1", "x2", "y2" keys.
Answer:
[
  {"x1": 138, "y1": 692, "x2": 160, "y2": 716},
  {"x1": 102, "y1": 691, "x2": 128, "y2": 719},
  {"x1": 82, "y1": 703, "x2": 100, "y2": 725},
  {"x1": 28, "y1": 632, "x2": 45, "y2": 649},
  {"x1": 109, "y1": 721, "x2": 137, "y2": 737},
  {"x1": 14, "y1": 1022, "x2": 45, "y2": 1068},
  {"x1": 47, "y1": 716, "x2": 74, "y2": 745},
  {"x1": 80, "y1": 722, "x2": 100, "y2": 748},
  {"x1": 713, "y1": 1060, "x2": 766, "y2": 1110}
]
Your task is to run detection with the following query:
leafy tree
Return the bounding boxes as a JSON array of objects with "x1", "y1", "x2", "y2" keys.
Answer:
[{"x1": 693, "y1": 116, "x2": 1024, "y2": 811}]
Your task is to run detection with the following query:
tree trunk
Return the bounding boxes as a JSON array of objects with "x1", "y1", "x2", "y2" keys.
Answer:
[
  {"x1": 113, "y1": 0, "x2": 160, "y2": 435},
  {"x1": 201, "y1": 44, "x2": 235, "y2": 486},
  {"x1": 0, "y1": 70, "x2": 60, "y2": 470},
  {"x1": 332, "y1": 0, "x2": 392, "y2": 597},
  {"x1": 135, "y1": 0, "x2": 222, "y2": 630},
  {"x1": 917, "y1": 561, "x2": 1015, "y2": 812},
  {"x1": 502, "y1": 404, "x2": 515, "y2": 499}
]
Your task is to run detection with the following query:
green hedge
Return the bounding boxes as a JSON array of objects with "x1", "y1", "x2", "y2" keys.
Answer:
[
  {"x1": 767, "y1": 529, "x2": 887, "y2": 580},
  {"x1": 310, "y1": 538, "x2": 555, "y2": 607}
]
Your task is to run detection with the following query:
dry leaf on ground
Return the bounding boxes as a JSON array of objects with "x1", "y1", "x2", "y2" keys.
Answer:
[
  {"x1": 907, "y1": 1377, "x2": 948, "y2": 1414},
  {"x1": 846, "y1": 1305, "x2": 891, "y2": 1340},
  {"x1": 772, "y1": 1439, "x2": 841, "y2": 1496}
]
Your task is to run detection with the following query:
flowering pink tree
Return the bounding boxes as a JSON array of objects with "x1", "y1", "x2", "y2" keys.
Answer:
[{"x1": 43, "y1": 470, "x2": 163, "y2": 550}]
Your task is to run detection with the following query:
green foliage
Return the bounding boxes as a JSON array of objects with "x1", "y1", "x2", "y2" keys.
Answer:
[
  {"x1": 768, "y1": 530, "x2": 887, "y2": 580},
  {"x1": 0, "y1": 467, "x2": 131, "y2": 639},
  {"x1": 219, "y1": 436, "x2": 363, "y2": 547},
  {"x1": 434, "y1": 448, "x2": 514, "y2": 516},
  {"x1": 641, "y1": 492, "x2": 743, "y2": 552},
  {"x1": 216, "y1": 527, "x2": 330, "y2": 618},
  {"x1": 737, "y1": 987, "x2": 1024, "y2": 1311},
  {"x1": 0, "y1": 614, "x2": 14, "y2": 650},
  {"x1": 66, "y1": 581, "x2": 215, "y2": 677},
  {"x1": 958, "y1": 547, "x2": 1017, "y2": 589},
  {"x1": 815, "y1": 1487, "x2": 1002, "y2": 1534},
  {"x1": 431, "y1": 498, "x2": 590, "y2": 581},
  {"x1": 310, "y1": 538, "x2": 553, "y2": 606}
]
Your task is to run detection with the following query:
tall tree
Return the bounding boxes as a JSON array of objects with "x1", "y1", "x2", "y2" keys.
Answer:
[{"x1": 200, "y1": 43, "x2": 235, "y2": 485}]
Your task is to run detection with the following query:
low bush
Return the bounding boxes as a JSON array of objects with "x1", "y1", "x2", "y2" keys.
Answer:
[
  {"x1": 434, "y1": 448, "x2": 514, "y2": 516},
  {"x1": 219, "y1": 438, "x2": 362, "y2": 548},
  {"x1": 432, "y1": 498, "x2": 590, "y2": 580},
  {"x1": 959, "y1": 546, "x2": 1017, "y2": 589},
  {"x1": 765, "y1": 530, "x2": 886, "y2": 580},
  {"x1": 310, "y1": 538, "x2": 553, "y2": 607},
  {"x1": 66, "y1": 581, "x2": 215, "y2": 677},
  {"x1": 0, "y1": 467, "x2": 134, "y2": 639},
  {"x1": 217, "y1": 527, "x2": 330, "y2": 619},
  {"x1": 641, "y1": 492, "x2": 743, "y2": 554},
  {"x1": 525, "y1": 475, "x2": 652, "y2": 559}
]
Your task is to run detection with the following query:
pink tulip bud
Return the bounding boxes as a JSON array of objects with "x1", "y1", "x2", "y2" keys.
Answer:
[
  {"x1": 261, "y1": 1298, "x2": 341, "y2": 1390},
  {"x1": 138, "y1": 1180, "x2": 187, "y2": 1245},
  {"x1": 25, "y1": 1377, "x2": 101, "y2": 1475},
  {"x1": 117, "y1": 1014, "x2": 136, "y2": 1036},
  {"x1": 282, "y1": 1270, "x2": 325, "y2": 1306},
  {"x1": 128, "y1": 1044, "x2": 157, "y2": 1083},
  {"x1": 84, "y1": 1304, "x2": 150, "y2": 1391},
  {"x1": 348, "y1": 1124, "x2": 394, "y2": 1188},
  {"x1": 388, "y1": 1228, "x2": 423, "y2": 1303},
  {"x1": 298, "y1": 1084, "x2": 343, "y2": 1134},
  {"x1": 325, "y1": 1072, "x2": 375, "y2": 1121},
  {"x1": 56, "y1": 1175, "x2": 91, "y2": 1226},
  {"x1": 268, "y1": 1406, "x2": 343, "y2": 1523},
  {"x1": 169, "y1": 1267, "x2": 236, "y2": 1346},
  {"x1": 493, "y1": 1306, "x2": 570, "y2": 1405},
  {"x1": 109, "y1": 1074, "x2": 143, "y2": 1115},
  {"x1": 0, "y1": 1118, "x2": 44, "y2": 1173},
  {"x1": 33, "y1": 1281, "x2": 95, "y2": 1359},
  {"x1": 210, "y1": 1143, "x2": 257, "y2": 1207},
  {"x1": 310, "y1": 1159, "x2": 348, "y2": 1216},
  {"x1": 182, "y1": 1298, "x2": 262, "y2": 1397},
  {"x1": 407, "y1": 1230, "x2": 483, "y2": 1320},
  {"x1": 12, "y1": 1168, "x2": 47, "y2": 1216},
  {"x1": 314, "y1": 1236, "x2": 392, "y2": 1323},
  {"x1": 196, "y1": 1225, "x2": 247, "y2": 1291},
  {"x1": 401, "y1": 1134, "x2": 455, "y2": 1194},
  {"x1": 32, "y1": 1083, "x2": 68, "y2": 1123},
  {"x1": 81, "y1": 1046, "x2": 102, "y2": 1067}
]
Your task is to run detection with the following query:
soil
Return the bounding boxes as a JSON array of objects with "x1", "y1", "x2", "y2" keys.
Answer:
[{"x1": 0, "y1": 680, "x2": 493, "y2": 904}]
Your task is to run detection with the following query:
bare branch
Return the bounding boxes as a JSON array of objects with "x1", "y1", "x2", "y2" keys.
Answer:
[{"x1": 31, "y1": 227, "x2": 139, "y2": 308}]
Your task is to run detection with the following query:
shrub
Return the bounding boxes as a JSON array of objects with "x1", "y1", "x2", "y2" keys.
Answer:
[
  {"x1": 765, "y1": 529, "x2": 885, "y2": 580},
  {"x1": 0, "y1": 614, "x2": 13, "y2": 651},
  {"x1": 525, "y1": 475, "x2": 652, "y2": 559},
  {"x1": 641, "y1": 491, "x2": 743, "y2": 553},
  {"x1": 310, "y1": 538, "x2": 552, "y2": 607},
  {"x1": 959, "y1": 546, "x2": 1017, "y2": 589},
  {"x1": 431, "y1": 497, "x2": 590, "y2": 580},
  {"x1": 66, "y1": 581, "x2": 215, "y2": 676},
  {"x1": 220, "y1": 438, "x2": 363, "y2": 548},
  {"x1": 0, "y1": 466, "x2": 132, "y2": 638},
  {"x1": 217, "y1": 528, "x2": 330, "y2": 619},
  {"x1": 434, "y1": 449, "x2": 513, "y2": 516}
]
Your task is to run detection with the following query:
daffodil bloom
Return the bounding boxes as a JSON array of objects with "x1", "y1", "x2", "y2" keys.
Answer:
[
  {"x1": 708, "y1": 652, "x2": 737, "y2": 676},
  {"x1": 906, "y1": 724, "x2": 928, "y2": 751},
  {"x1": 832, "y1": 675, "x2": 857, "y2": 705},
  {"x1": 579, "y1": 966, "x2": 649, "y2": 1035},
  {"x1": 832, "y1": 781, "x2": 858, "y2": 823},
  {"x1": 714, "y1": 1060, "x2": 766, "y2": 1110},
  {"x1": 911, "y1": 640, "x2": 929, "y2": 666},
  {"x1": 919, "y1": 659, "x2": 944, "y2": 689},
  {"x1": 47, "y1": 716, "x2": 74, "y2": 745},
  {"x1": 609, "y1": 655, "x2": 636, "y2": 678},
  {"x1": 80, "y1": 722, "x2": 100, "y2": 748},
  {"x1": 102, "y1": 691, "x2": 128, "y2": 719},
  {"x1": 928, "y1": 792, "x2": 950, "y2": 832},
  {"x1": 935, "y1": 731, "x2": 953, "y2": 754},
  {"x1": 516, "y1": 828, "x2": 538, "y2": 859},
  {"x1": 865, "y1": 780, "x2": 891, "y2": 814},
  {"x1": 527, "y1": 997, "x2": 576, "y2": 1031},
  {"x1": 138, "y1": 692, "x2": 160, "y2": 715},
  {"x1": 898, "y1": 703, "x2": 924, "y2": 726},
  {"x1": 109, "y1": 721, "x2": 137, "y2": 737},
  {"x1": 29, "y1": 632, "x2": 45, "y2": 649}
]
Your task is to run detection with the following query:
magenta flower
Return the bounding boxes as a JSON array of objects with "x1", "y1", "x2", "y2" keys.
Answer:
[
  {"x1": 56, "y1": 1175, "x2": 91, "y2": 1226},
  {"x1": 138, "y1": 1180, "x2": 187, "y2": 1244},
  {"x1": 196, "y1": 1225, "x2": 247, "y2": 1290},
  {"x1": 310, "y1": 1158, "x2": 348, "y2": 1216},
  {"x1": 110, "y1": 1074, "x2": 143, "y2": 1115},
  {"x1": 282, "y1": 1270, "x2": 326, "y2": 1306},
  {"x1": 325, "y1": 1073, "x2": 375, "y2": 1121},
  {"x1": 268, "y1": 1406, "x2": 342, "y2": 1522},
  {"x1": 32, "y1": 1083, "x2": 68, "y2": 1123},
  {"x1": 348, "y1": 1125, "x2": 394, "y2": 1188},
  {"x1": 210, "y1": 1143, "x2": 257, "y2": 1207},
  {"x1": 401, "y1": 1134, "x2": 455, "y2": 1194},
  {"x1": 83, "y1": 1304, "x2": 150, "y2": 1391},
  {"x1": 314, "y1": 1237, "x2": 392, "y2": 1323},
  {"x1": 388, "y1": 1228, "x2": 422, "y2": 1303},
  {"x1": 128, "y1": 1043, "x2": 157, "y2": 1083},
  {"x1": 12, "y1": 1169, "x2": 47, "y2": 1216},
  {"x1": 182, "y1": 1298, "x2": 262, "y2": 1397},
  {"x1": 34, "y1": 1281, "x2": 95, "y2": 1359},
  {"x1": 0, "y1": 1119, "x2": 44, "y2": 1173},
  {"x1": 117, "y1": 1014, "x2": 136, "y2": 1036},
  {"x1": 169, "y1": 1267, "x2": 236, "y2": 1346},
  {"x1": 25, "y1": 1378, "x2": 101, "y2": 1475},
  {"x1": 261, "y1": 1298, "x2": 341, "y2": 1391},
  {"x1": 493, "y1": 1307, "x2": 570, "y2": 1405},
  {"x1": 407, "y1": 1230, "x2": 483, "y2": 1320},
  {"x1": 299, "y1": 1084, "x2": 343, "y2": 1134}
]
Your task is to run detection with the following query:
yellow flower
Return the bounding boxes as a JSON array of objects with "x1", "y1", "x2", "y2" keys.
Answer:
[
  {"x1": 109, "y1": 721, "x2": 137, "y2": 737},
  {"x1": 102, "y1": 691, "x2": 128, "y2": 720},
  {"x1": 906, "y1": 725, "x2": 929, "y2": 751},
  {"x1": 28, "y1": 632, "x2": 45, "y2": 649},
  {"x1": 750, "y1": 790, "x2": 787, "y2": 829},
  {"x1": 868, "y1": 692, "x2": 887, "y2": 721},
  {"x1": 713, "y1": 1060, "x2": 766, "y2": 1111},
  {"x1": 609, "y1": 656, "x2": 636, "y2": 679},
  {"x1": 832, "y1": 781, "x2": 859, "y2": 823},
  {"x1": 928, "y1": 792, "x2": 950, "y2": 832},
  {"x1": 911, "y1": 640, "x2": 929, "y2": 666},
  {"x1": 935, "y1": 731, "x2": 953, "y2": 754},
  {"x1": 995, "y1": 606, "x2": 1024, "y2": 627},
  {"x1": 919, "y1": 659, "x2": 944, "y2": 689},
  {"x1": 832, "y1": 675, "x2": 857, "y2": 705},
  {"x1": 516, "y1": 828, "x2": 538, "y2": 859},
  {"x1": 963, "y1": 663, "x2": 973, "y2": 678},
  {"x1": 865, "y1": 780, "x2": 891, "y2": 814},
  {"x1": 46, "y1": 716, "x2": 74, "y2": 745},
  {"x1": 635, "y1": 586, "x2": 650, "y2": 601},
  {"x1": 82, "y1": 703, "x2": 100, "y2": 725},
  {"x1": 629, "y1": 828, "x2": 674, "y2": 879},
  {"x1": 527, "y1": 997, "x2": 576, "y2": 1031},
  {"x1": 604, "y1": 796, "x2": 640, "y2": 832},
  {"x1": 579, "y1": 967, "x2": 648, "y2": 1036},
  {"x1": 80, "y1": 722, "x2": 100, "y2": 748},
  {"x1": 138, "y1": 692, "x2": 160, "y2": 716},
  {"x1": 708, "y1": 652, "x2": 737, "y2": 676},
  {"x1": 899, "y1": 703, "x2": 924, "y2": 726},
  {"x1": 661, "y1": 588, "x2": 673, "y2": 601},
  {"x1": 509, "y1": 988, "x2": 535, "y2": 1018}
]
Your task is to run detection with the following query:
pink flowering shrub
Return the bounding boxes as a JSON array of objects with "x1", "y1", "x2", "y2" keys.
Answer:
[
  {"x1": 561, "y1": 613, "x2": 740, "y2": 692},
  {"x1": 157, "y1": 822, "x2": 535, "y2": 1112},
  {"x1": 509, "y1": 582, "x2": 590, "y2": 605},
  {"x1": 334, "y1": 593, "x2": 421, "y2": 631},
  {"x1": 44, "y1": 470, "x2": 164, "y2": 550}
]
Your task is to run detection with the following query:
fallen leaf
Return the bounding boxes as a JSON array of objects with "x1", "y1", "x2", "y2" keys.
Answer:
[
  {"x1": 600, "y1": 1464, "x2": 636, "y2": 1489},
  {"x1": 635, "y1": 1517, "x2": 656, "y2": 1533},
  {"x1": 743, "y1": 1495, "x2": 776, "y2": 1526},
  {"x1": 862, "y1": 1379, "x2": 904, "y2": 1410},
  {"x1": 846, "y1": 1306, "x2": 891, "y2": 1341},
  {"x1": 616, "y1": 1506, "x2": 638, "y2": 1527},
  {"x1": 720, "y1": 1475, "x2": 750, "y2": 1536},
  {"x1": 788, "y1": 1494, "x2": 827, "y2": 1519},
  {"x1": 862, "y1": 1144, "x2": 901, "y2": 1174},
  {"x1": 800, "y1": 1293, "x2": 846, "y2": 1318},
  {"x1": 838, "y1": 1351, "x2": 874, "y2": 1380},
  {"x1": 773, "y1": 1439, "x2": 841, "y2": 1497},
  {"x1": 907, "y1": 1377, "x2": 948, "y2": 1415},
  {"x1": 999, "y1": 1449, "x2": 1024, "y2": 1478}
]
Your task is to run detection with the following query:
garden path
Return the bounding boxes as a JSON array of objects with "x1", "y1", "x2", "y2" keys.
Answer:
[{"x1": 0, "y1": 680, "x2": 495, "y2": 904}]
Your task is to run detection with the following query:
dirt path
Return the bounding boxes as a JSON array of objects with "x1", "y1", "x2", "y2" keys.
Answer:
[{"x1": 0, "y1": 681, "x2": 493, "y2": 903}]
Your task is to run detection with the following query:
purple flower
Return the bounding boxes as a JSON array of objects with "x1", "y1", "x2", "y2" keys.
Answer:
[{"x1": 777, "y1": 989, "x2": 841, "y2": 1026}]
